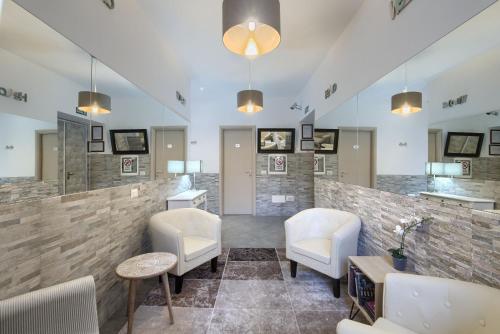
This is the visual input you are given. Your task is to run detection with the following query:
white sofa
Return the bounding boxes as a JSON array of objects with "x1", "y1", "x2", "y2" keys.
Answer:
[
  {"x1": 337, "y1": 273, "x2": 500, "y2": 334},
  {"x1": 285, "y1": 208, "x2": 361, "y2": 297},
  {"x1": 149, "y1": 208, "x2": 222, "y2": 293},
  {"x1": 0, "y1": 276, "x2": 99, "y2": 334}
]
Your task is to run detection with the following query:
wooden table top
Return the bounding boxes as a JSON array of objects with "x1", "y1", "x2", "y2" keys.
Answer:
[
  {"x1": 349, "y1": 256, "x2": 403, "y2": 284},
  {"x1": 116, "y1": 252, "x2": 177, "y2": 280}
]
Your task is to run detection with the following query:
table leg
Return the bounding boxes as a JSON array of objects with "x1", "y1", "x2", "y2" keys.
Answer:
[
  {"x1": 127, "y1": 280, "x2": 137, "y2": 334},
  {"x1": 162, "y1": 273, "x2": 175, "y2": 324}
]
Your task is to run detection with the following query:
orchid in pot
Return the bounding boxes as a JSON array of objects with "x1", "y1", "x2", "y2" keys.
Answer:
[{"x1": 388, "y1": 215, "x2": 433, "y2": 271}]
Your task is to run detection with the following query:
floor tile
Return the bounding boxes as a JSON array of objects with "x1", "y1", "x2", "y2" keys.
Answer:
[
  {"x1": 143, "y1": 279, "x2": 220, "y2": 308},
  {"x1": 221, "y1": 216, "x2": 287, "y2": 248},
  {"x1": 280, "y1": 260, "x2": 331, "y2": 282},
  {"x1": 208, "y1": 308, "x2": 299, "y2": 334},
  {"x1": 286, "y1": 281, "x2": 351, "y2": 312},
  {"x1": 184, "y1": 260, "x2": 226, "y2": 280},
  {"x1": 228, "y1": 248, "x2": 278, "y2": 261},
  {"x1": 117, "y1": 306, "x2": 212, "y2": 334},
  {"x1": 295, "y1": 310, "x2": 350, "y2": 334},
  {"x1": 223, "y1": 261, "x2": 283, "y2": 280},
  {"x1": 215, "y1": 280, "x2": 292, "y2": 310}
]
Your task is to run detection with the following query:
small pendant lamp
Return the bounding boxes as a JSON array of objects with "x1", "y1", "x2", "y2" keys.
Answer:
[
  {"x1": 237, "y1": 60, "x2": 263, "y2": 113},
  {"x1": 391, "y1": 64, "x2": 422, "y2": 115},
  {"x1": 223, "y1": 0, "x2": 281, "y2": 58},
  {"x1": 78, "y1": 56, "x2": 111, "y2": 114}
]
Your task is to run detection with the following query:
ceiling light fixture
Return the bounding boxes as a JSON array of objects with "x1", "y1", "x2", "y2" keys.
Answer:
[
  {"x1": 223, "y1": 0, "x2": 281, "y2": 58},
  {"x1": 237, "y1": 61, "x2": 263, "y2": 113},
  {"x1": 78, "y1": 56, "x2": 111, "y2": 114},
  {"x1": 391, "y1": 63, "x2": 422, "y2": 115}
]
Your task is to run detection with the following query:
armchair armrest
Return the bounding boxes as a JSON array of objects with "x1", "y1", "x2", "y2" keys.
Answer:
[
  {"x1": 337, "y1": 320, "x2": 387, "y2": 334},
  {"x1": 331, "y1": 218, "x2": 361, "y2": 278},
  {"x1": 149, "y1": 220, "x2": 184, "y2": 261}
]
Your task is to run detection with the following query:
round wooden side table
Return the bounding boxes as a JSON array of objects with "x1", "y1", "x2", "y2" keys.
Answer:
[{"x1": 116, "y1": 252, "x2": 177, "y2": 333}]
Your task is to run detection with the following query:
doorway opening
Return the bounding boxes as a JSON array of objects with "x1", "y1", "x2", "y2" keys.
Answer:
[{"x1": 151, "y1": 127, "x2": 187, "y2": 180}]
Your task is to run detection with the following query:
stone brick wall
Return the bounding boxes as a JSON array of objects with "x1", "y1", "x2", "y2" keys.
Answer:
[
  {"x1": 314, "y1": 178, "x2": 499, "y2": 289},
  {"x1": 376, "y1": 175, "x2": 428, "y2": 195},
  {"x1": 0, "y1": 178, "x2": 59, "y2": 204},
  {"x1": 0, "y1": 176, "x2": 191, "y2": 325},
  {"x1": 89, "y1": 154, "x2": 151, "y2": 190},
  {"x1": 191, "y1": 173, "x2": 220, "y2": 214},
  {"x1": 256, "y1": 153, "x2": 314, "y2": 216}
]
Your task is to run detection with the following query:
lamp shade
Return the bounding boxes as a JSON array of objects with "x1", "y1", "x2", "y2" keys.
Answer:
[
  {"x1": 445, "y1": 163, "x2": 463, "y2": 177},
  {"x1": 78, "y1": 91, "x2": 111, "y2": 114},
  {"x1": 167, "y1": 160, "x2": 185, "y2": 174},
  {"x1": 186, "y1": 160, "x2": 202, "y2": 173},
  {"x1": 391, "y1": 91, "x2": 422, "y2": 115},
  {"x1": 223, "y1": 0, "x2": 281, "y2": 57},
  {"x1": 237, "y1": 89, "x2": 263, "y2": 113},
  {"x1": 426, "y1": 162, "x2": 463, "y2": 177}
]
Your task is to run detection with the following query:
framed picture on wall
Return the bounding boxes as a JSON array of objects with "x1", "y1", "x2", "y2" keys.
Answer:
[
  {"x1": 268, "y1": 154, "x2": 287, "y2": 175},
  {"x1": 91, "y1": 125, "x2": 104, "y2": 140},
  {"x1": 314, "y1": 129, "x2": 339, "y2": 154},
  {"x1": 87, "y1": 140, "x2": 105, "y2": 153},
  {"x1": 314, "y1": 154, "x2": 326, "y2": 175},
  {"x1": 300, "y1": 140, "x2": 315, "y2": 151},
  {"x1": 489, "y1": 145, "x2": 500, "y2": 156},
  {"x1": 121, "y1": 155, "x2": 139, "y2": 176},
  {"x1": 453, "y1": 158, "x2": 472, "y2": 178},
  {"x1": 301, "y1": 124, "x2": 314, "y2": 139},
  {"x1": 110, "y1": 129, "x2": 149, "y2": 154},
  {"x1": 444, "y1": 132, "x2": 484, "y2": 157},
  {"x1": 491, "y1": 129, "x2": 500, "y2": 144},
  {"x1": 258, "y1": 128, "x2": 295, "y2": 153}
]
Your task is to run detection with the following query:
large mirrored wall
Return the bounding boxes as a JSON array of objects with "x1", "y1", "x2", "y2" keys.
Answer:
[
  {"x1": 315, "y1": 1, "x2": 500, "y2": 214},
  {"x1": 0, "y1": 0, "x2": 188, "y2": 204}
]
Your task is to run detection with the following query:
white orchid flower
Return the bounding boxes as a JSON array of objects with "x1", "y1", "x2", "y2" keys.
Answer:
[
  {"x1": 393, "y1": 225, "x2": 404, "y2": 236},
  {"x1": 400, "y1": 218, "x2": 409, "y2": 225}
]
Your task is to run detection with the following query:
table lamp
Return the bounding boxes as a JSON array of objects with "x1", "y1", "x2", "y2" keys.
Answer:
[
  {"x1": 167, "y1": 160, "x2": 185, "y2": 177},
  {"x1": 186, "y1": 160, "x2": 202, "y2": 190}
]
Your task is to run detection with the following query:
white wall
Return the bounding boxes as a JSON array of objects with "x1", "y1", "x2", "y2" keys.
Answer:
[
  {"x1": 188, "y1": 84, "x2": 301, "y2": 173},
  {"x1": 13, "y1": 0, "x2": 191, "y2": 121},
  {"x1": 298, "y1": 0, "x2": 497, "y2": 121},
  {"x1": 0, "y1": 113, "x2": 55, "y2": 177}
]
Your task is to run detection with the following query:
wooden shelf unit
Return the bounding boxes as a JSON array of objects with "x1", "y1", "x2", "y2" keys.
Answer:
[{"x1": 347, "y1": 256, "x2": 401, "y2": 324}]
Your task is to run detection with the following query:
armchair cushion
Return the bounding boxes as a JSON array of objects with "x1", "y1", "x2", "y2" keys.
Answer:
[
  {"x1": 291, "y1": 238, "x2": 331, "y2": 264},
  {"x1": 184, "y1": 236, "x2": 217, "y2": 262},
  {"x1": 373, "y1": 318, "x2": 417, "y2": 334}
]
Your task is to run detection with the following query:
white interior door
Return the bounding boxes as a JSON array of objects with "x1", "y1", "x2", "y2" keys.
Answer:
[{"x1": 223, "y1": 129, "x2": 254, "y2": 214}]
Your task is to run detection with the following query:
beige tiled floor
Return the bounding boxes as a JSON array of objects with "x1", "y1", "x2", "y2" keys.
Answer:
[{"x1": 103, "y1": 248, "x2": 368, "y2": 334}]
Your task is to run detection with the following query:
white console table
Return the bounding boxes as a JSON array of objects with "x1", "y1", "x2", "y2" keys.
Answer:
[{"x1": 167, "y1": 190, "x2": 208, "y2": 211}]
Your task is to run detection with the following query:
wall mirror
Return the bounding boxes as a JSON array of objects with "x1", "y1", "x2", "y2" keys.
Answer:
[
  {"x1": 0, "y1": 0, "x2": 188, "y2": 204},
  {"x1": 315, "y1": 1, "x2": 500, "y2": 213}
]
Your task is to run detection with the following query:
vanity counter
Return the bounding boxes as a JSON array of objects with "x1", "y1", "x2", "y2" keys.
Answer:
[{"x1": 419, "y1": 192, "x2": 495, "y2": 210}]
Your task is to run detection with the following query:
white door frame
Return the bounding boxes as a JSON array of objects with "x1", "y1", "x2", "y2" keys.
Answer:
[
  {"x1": 338, "y1": 127, "x2": 377, "y2": 189},
  {"x1": 150, "y1": 126, "x2": 188, "y2": 180},
  {"x1": 219, "y1": 126, "x2": 256, "y2": 216}
]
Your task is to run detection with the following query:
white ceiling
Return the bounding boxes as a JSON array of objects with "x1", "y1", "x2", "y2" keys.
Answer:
[{"x1": 137, "y1": 0, "x2": 364, "y2": 97}]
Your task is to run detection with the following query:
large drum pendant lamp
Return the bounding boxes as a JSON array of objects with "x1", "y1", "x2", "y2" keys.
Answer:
[
  {"x1": 78, "y1": 56, "x2": 111, "y2": 114},
  {"x1": 237, "y1": 89, "x2": 263, "y2": 113},
  {"x1": 223, "y1": 0, "x2": 281, "y2": 57},
  {"x1": 391, "y1": 91, "x2": 422, "y2": 115}
]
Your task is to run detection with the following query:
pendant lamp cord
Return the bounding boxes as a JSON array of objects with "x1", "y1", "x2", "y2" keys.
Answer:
[
  {"x1": 404, "y1": 62, "x2": 408, "y2": 92},
  {"x1": 248, "y1": 60, "x2": 252, "y2": 90},
  {"x1": 356, "y1": 94, "x2": 360, "y2": 148}
]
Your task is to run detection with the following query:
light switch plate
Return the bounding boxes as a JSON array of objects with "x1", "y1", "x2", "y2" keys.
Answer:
[
  {"x1": 261, "y1": 170, "x2": 267, "y2": 175},
  {"x1": 272, "y1": 195, "x2": 286, "y2": 203},
  {"x1": 131, "y1": 188, "x2": 139, "y2": 199},
  {"x1": 139, "y1": 171, "x2": 146, "y2": 176},
  {"x1": 286, "y1": 195, "x2": 295, "y2": 202},
  {"x1": 326, "y1": 170, "x2": 334, "y2": 176}
]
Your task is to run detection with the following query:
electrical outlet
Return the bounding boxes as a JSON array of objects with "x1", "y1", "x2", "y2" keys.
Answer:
[
  {"x1": 139, "y1": 171, "x2": 146, "y2": 176},
  {"x1": 261, "y1": 170, "x2": 268, "y2": 175},
  {"x1": 326, "y1": 170, "x2": 333, "y2": 176},
  {"x1": 131, "y1": 188, "x2": 139, "y2": 199},
  {"x1": 286, "y1": 195, "x2": 295, "y2": 202},
  {"x1": 272, "y1": 195, "x2": 286, "y2": 203}
]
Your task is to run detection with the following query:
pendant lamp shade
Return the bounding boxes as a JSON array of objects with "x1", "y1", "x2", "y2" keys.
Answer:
[
  {"x1": 223, "y1": 0, "x2": 281, "y2": 57},
  {"x1": 77, "y1": 91, "x2": 111, "y2": 114},
  {"x1": 391, "y1": 91, "x2": 422, "y2": 115},
  {"x1": 237, "y1": 89, "x2": 263, "y2": 113}
]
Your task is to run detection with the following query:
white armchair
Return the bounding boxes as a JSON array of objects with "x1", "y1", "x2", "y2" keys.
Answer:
[
  {"x1": 285, "y1": 208, "x2": 361, "y2": 297},
  {"x1": 149, "y1": 208, "x2": 221, "y2": 293},
  {"x1": 337, "y1": 273, "x2": 500, "y2": 334}
]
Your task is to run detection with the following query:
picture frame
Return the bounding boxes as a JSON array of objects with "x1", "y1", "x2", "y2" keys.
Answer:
[
  {"x1": 490, "y1": 129, "x2": 500, "y2": 144},
  {"x1": 91, "y1": 125, "x2": 103, "y2": 141},
  {"x1": 301, "y1": 124, "x2": 313, "y2": 139},
  {"x1": 300, "y1": 139, "x2": 315, "y2": 151},
  {"x1": 314, "y1": 154, "x2": 326, "y2": 175},
  {"x1": 110, "y1": 129, "x2": 149, "y2": 155},
  {"x1": 444, "y1": 132, "x2": 484, "y2": 158},
  {"x1": 120, "y1": 155, "x2": 139, "y2": 176},
  {"x1": 87, "y1": 140, "x2": 105, "y2": 153},
  {"x1": 489, "y1": 145, "x2": 500, "y2": 156},
  {"x1": 314, "y1": 129, "x2": 339, "y2": 154},
  {"x1": 258, "y1": 128, "x2": 295, "y2": 153},
  {"x1": 268, "y1": 154, "x2": 287, "y2": 175},
  {"x1": 453, "y1": 158, "x2": 472, "y2": 179}
]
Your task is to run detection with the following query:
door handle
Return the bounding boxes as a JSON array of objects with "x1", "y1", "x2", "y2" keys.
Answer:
[{"x1": 66, "y1": 172, "x2": 74, "y2": 180}]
